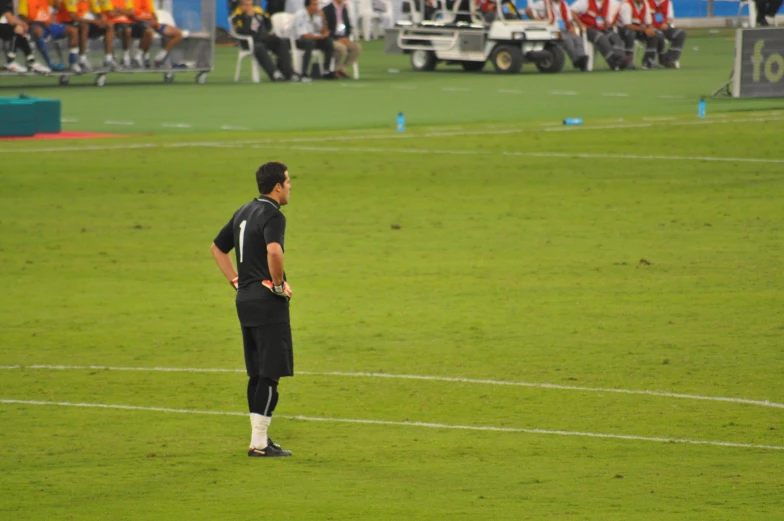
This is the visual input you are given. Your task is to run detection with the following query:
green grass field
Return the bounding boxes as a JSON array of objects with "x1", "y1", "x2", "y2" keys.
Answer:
[{"x1": 1, "y1": 31, "x2": 784, "y2": 520}]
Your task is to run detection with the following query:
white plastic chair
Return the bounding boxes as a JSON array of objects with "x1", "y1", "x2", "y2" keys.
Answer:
[
  {"x1": 356, "y1": 0, "x2": 391, "y2": 39},
  {"x1": 271, "y1": 11, "x2": 327, "y2": 76},
  {"x1": 228, "y1": 15, "x2": 261, "y2": 83}
]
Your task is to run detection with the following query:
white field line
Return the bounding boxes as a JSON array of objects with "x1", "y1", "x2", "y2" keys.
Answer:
[
  {"x1": 550, "y1": 90, "x2": 577, "y2": 95},
  {"x1": 61, "y1": 118, "x2": 79, "y2": 123},
  {"x1": 602, "y1": 93, "x2": 630, "y2": 97},
  {"x1": 1, "y1": 399, "x2": 781, "y2": 451},
  {"x1": 220, "y1": 125, "x2": 250, "y2": 131},
  {"x1": 2, "y1": 365, "x2": 782, "y2": 410},
  {"x1": 643, "y1": 116, "x2": 676, "y2": 121},
  {"x1": 4, "y1": 115, "x2": 784, "y2": 154},
  {"x1": 442, "y1": 87, "x2": 470, "y2": 92},
  {"x1": 104, "y1": 120, "x2": 135, "y2": 125},
  {"x1": 248, "y1": 143, "x2": 784, "y2": 165},
  {"x1": 161, "y1": 123, "x2": 192, "y2": 128}
]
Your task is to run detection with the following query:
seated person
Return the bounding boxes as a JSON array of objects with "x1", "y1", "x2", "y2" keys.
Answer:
[
  {"x1": 754, "y1": 0, "x2": 783, "y2": 26},
  {"x1": 570, "y1": 0, "x2": 631, "y2": 70},
  {"x1": 616, "y1": 0, "x2": 662, "y2": 69},
  {"x1": 647, "y1": 0, "x2": 683, "y2": 68},
  {"x1": 294, "y1": 0, "x2": 334, "y2": 79},
  {"x1": 19, "y1": 0, "x2": 81, "y2": 71},
  {"x1": 105, "y1": 0, "x2": 136, "y2": 68},
  {"x1": 76, "y1": 0, "x2": 118, "y2": 71},
  {"x1": 527, "y1": 0, "x2": 589, "y2": 70},
  {"x1": 232, "y1": 0, "x2": 302, "y2": 81},
  {"x1": 132, "y1": 0, "x2": 183, "y2": 67},
  {"x1": 322, "y1": 0, "x2": 361, "y2": 79},
  {"x1": 0, "y1": 0, "x2": 50, "y2": 72}
]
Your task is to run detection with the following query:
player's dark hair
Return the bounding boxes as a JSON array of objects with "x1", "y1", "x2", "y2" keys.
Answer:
[
  {"x1": 256, "y1": 162, "x2": 288, "y2": 195},
  {"x1": 305, "y1": 0, "x2": 318, "y2": 7}
]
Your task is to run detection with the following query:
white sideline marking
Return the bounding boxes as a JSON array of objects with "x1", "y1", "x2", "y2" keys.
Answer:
[
  {"x1": 442, "y1": 87, "x2": 470, "y2": 92},
  {"x1": 4, "y1": 115, "x2": 784, "y2": 154},
  {"x1": 251, "y1": 143, "x2": 784, "y2": 164},
  {"x1": 643, "y1": 116, "x2": 676, "y2": 121},
  {"x1": 162, "y1": 123, "x2": 192, "y2": 128},
  {"x1": 339, "y1": 83, "x2": 366, "y2": 88},
  {"x1": 1, "y1": 399, "x2": 781, "y2": 451},
  {"x1": 550, "y1": 90, "x2": 577, "y2": 95},
  {"x1": 427, "y1": 126, "x2": 463, "y2": 131},
  {"x1": 220, "y1": 125, "x2": 250, "y2": 131},
  {"x1": 61, "y1": 118, "x2": 79, "y2": 123},
  {"x1": 104, "y1": 120, "x2": 135, "y2": 125},
  {"x1": 2, "y1": 365, "x2": 782, "y2": 410},
  {"x1": 602, "y1": 93, "x2": 630, "y2": 97}
]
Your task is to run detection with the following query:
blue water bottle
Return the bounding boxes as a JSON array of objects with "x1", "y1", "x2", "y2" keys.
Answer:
[
  {"x1": 396, "y1": 112, "x2": 405, "y2": 132},
  {"x1": 563, "y1": 118, "x2": 583, "y2": 125},
  {"x1": 698, "y1": 98, "x2": 706, "y2": 118}
]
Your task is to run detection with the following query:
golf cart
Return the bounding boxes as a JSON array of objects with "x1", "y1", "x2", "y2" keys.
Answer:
[{"x1": 385, "y1": 0, "x2": 565, "y2": 74}]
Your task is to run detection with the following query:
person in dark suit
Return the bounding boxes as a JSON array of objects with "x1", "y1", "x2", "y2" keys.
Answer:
[
  {"x1": 755, "y1": 0, "x2": 783, "y2": 26},
  {"x1": 322, "y1": 0, "x2": 361, "y2": 79},
  {"x1": 232, "y1": 0, "x2": 303, "y2": 81}
]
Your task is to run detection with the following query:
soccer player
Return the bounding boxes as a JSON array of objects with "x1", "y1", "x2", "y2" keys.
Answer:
[
  {"x1": 76, "y1": 0, "x2": 118, "y2": 70},
  {"x1": 104, "y1": 0, "x2": 135, "y2": 67},
  {"x1": 132, "y1": 0, "x2": 183, "y2": 67},
  {"x1": 1, "y1": 0, "x2": 51, "y2": 72},
  {"x1": 19, "y1": 0, "x2": 81, "y2": 71},
  {"x1": 210, "y1": 162, "x2": 295, "y2": 458},
  {"x1": 570, "y1": 0, "x2": 631, "y2": 70},
  {"x1": 616, "y1": 0, "x2": 662, "y2": 69}
]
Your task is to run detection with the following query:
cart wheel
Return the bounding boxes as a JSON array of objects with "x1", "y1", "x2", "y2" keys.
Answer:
[
  {"x1": 410, "y1": 50, "x2": 437, "y2": 71},
  {"x1": 535, "y1": 44, "x2": 566, "y2": 74},
  {"x1": 95, "y1": 74, "x2": 106, "y2": 87},
  {"x1": 195, "y1": 72, "x2": 208, "y2": 84},
  {"x1": 163, "y1": 72, "x2": 175, "y2": 83},
  {"x1": 490, "y1": 45, "x2": 523, "y2": 74},
  {"x1": 58, "y1": 74, "x2": 70, "y2": 86}
]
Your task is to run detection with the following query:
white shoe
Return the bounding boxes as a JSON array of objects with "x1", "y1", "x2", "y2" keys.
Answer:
[
  {"x1": 122, "y1": 55, "x2": 131, "y2": 68},
  {"x1": 29, "y1": 62, "x2": 51, "y2": 74},
  {"x1": 7, "y1": 62, "x2": 29, "y2": 73},
  {"x1": 79, "y1": 57, "x2": 93, "y2": 71},
  {"x1": 131, "y1": 58, "x2": 145, "y2": 69},
  {"x1": 71, "y1": 62, "x2": 82, "y2": 74},
  {"x1": 153, "y1": 51, "x2": 167, "y2": 68},
  {"x1": 103, "y1": 58, "x2": 117, "y2": 71}
]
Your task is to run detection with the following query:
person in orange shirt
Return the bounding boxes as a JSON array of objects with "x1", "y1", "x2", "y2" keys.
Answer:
[
  {"x1": 75, "y1": 0, "x2": 118, "y2": 70},
  {"x1": 104, "y1": 0, "x2": 135, "y2": 67},
  {"x1": 131, "y1": 0, "x2": 182, "y2": 67},
  {"x1": 18, "y1": 0, "x2": 80, "y2": 71},
  {"x1": 1, "y1": 0, "x2": 51, "y2": 73}
]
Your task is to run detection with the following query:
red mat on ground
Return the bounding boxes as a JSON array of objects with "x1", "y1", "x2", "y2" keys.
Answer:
[{"x1": 0, "y1": 131, "x2": 122, "y2": 141}]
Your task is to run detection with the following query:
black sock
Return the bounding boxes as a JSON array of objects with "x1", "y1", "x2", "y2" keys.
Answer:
[{"x1": 251, "y1": 377, "x2": 279, "y2": 416}]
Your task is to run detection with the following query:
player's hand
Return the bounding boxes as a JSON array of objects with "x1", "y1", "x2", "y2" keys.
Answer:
[
  {"x1": 230, "y1": 276, "x2": 239, "y2": 291},
  {"x1": 262, "y1": 280, "x2": 292, "y2": 301},
  {"x1": 645, "y1": 27, "x2": 655, "y2": 38}
]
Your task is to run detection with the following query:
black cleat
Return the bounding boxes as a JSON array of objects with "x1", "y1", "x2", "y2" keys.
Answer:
[{"x1": 248, "y1": 439, "x2": 292, "y2": 457}]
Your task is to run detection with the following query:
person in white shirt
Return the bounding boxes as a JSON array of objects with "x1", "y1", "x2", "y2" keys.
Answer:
[
  {"x1": 527, "y1": 0, "x2": 589, "y2": 70},
  {"x1": 570, "y1": 0, "x2": 631, "y2": 70},
  {"x1": 616, "y1": 0, "x2": 662, "y2": 69},
  {"x1": 294, "y1": 0, "x2": 335, "y2": 78},
  {"x1": 647, "y1": 0, "x2": 683, "y2": 68}
]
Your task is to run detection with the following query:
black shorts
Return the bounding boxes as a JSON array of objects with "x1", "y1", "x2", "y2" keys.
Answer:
[
  {"x1": 88, "y1": 24, "x2": 108, "y2": 39},
  {"x1": 242, "y1": 322, "x2": 294, "y2": 378},
  {"x1": 130, "y1": 22, "x2": 149, "y2": 39}
]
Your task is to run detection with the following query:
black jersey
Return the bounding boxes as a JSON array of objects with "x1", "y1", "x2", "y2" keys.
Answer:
[{"x1": 214, "y1": 196, "x2": 288, "y2": 326}]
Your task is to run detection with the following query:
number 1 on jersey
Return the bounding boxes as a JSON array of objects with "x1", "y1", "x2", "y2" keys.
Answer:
[{"x1": 239, "y1": 220, "x2": 247, "y2": 263}]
